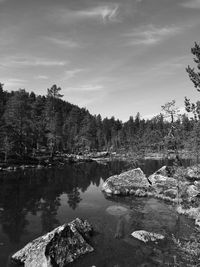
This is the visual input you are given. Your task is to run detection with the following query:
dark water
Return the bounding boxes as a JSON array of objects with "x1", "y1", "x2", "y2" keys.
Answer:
[{"x1": 0, "y1": 160, "x2": 195, "y2": 266}]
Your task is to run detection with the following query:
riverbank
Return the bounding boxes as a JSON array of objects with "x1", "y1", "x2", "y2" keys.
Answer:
[{"x1": 0, "y1": 149, "x2": 196, "y2": 173}]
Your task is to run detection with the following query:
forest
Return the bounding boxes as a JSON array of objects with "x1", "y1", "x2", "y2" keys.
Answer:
[{"x1": 0, "y1": 43, "x2": 200, "y2": 162}]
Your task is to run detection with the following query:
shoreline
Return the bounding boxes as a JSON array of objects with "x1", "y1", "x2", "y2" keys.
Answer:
[{"x1": 0, "y1": 150, "x2": 196, "y2": 173}]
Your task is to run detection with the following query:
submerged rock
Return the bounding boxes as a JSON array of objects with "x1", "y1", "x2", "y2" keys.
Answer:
[
  {"x1": 11, "y1": 218, "x2": 93, "y2": 267},
  {"x1": 131, "y1": 230, "x2": 164, "y2": 243},
  {"x1": 106, "y1": 205, "x2": 128, "y2": 216},
  {"x1": 102, "y1": 168, "x2": 149, "y2": 195}
]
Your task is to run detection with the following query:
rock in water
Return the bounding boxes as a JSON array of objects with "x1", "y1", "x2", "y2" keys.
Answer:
[
  {"x1": 106, "y1": 205, "x2": 128, "y2": 216},
  {"x1": 102, "y1": 168, "x2": 149, "y2": 195},
  {"x1": 186, "y1": 165, "x2": 200, "y2": 180},
  {"x1": 131, "y1": 230, "x2": 164, "y2": 243},
  {"x1": 11, "y1": 218, "x2": 94, "y2": 267},
  {"x1": 187, "y1": 185, "x2": 200, "y2": 198}
]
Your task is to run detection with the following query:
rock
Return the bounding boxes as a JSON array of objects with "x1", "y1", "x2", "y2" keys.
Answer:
[
  {"x1": 164, "y1": 189, "x2": 177, "y2": 199},
  {"x1": 148, "y1": 166, "x2": 176, "y2": 186},
  {"x1": 148, "y1": 166, "x2": 180, "y2": 201},
  {"x1": 194, "y1": 180, "x2": 200, "y2": 188},
  {"x1": 106, "y1": 205, "x2": 128, "y2": 216},
  {"x1": 131, "y1": 230, "x2": 164, "y2": 243},
  {"x1": 135, "y1": 189, "x2": 147, "y2": 197},
  {"x1": 152, "y1": 165, "x2": 174, "y2": 177},
  {"x1": 186, "y1": 166, "x2": 200, "y2": 180},
  {"x1": 187, "y1": 185, "x2": 200, "y2": 198},
  {"x1": 195, "y1": 217, "x2": 200, "y2": 227},
  {"x1": 102, "y1": 168, "x2": 149, "y2": 195},
  {"x1": 176, "y1": 205, "x2": 200, "y2": 220},
  {"x1": 11, "y1": 218, "x2": 94, "y2": 267}
]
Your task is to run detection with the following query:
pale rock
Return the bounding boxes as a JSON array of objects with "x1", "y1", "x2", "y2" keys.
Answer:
[
  {"x1": 131, "y1": 230, "x2": 164, "y2": 243},
  {"x1": 11, "y1": 218, "x2": 93, "y2": 267}
]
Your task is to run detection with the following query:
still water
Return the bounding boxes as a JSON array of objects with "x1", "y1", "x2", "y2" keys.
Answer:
[{"x1": 0, "y1": 160, "x2": 195, "y2": 266}]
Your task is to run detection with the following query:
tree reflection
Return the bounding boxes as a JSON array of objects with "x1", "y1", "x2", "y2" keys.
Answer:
[
  {"x1": 40, "y1": 199, "x2": 60, "y2": 233},
  {"x1": 0, "y1": 180, "x2": 29, "y2": 243},
  {"x1": 67, "y1": 187, "x2": 82, "y2": 210},
  {"x1": 0, "y1": 160, "x2": 129, "y2": 245}
]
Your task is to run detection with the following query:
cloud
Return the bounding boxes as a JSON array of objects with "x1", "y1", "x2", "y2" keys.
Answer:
[
  {"x1": 181, "y1": 0, "x2": 200, "y2": 8},
  {"x1": 125, "y1": 25, "x2": 181, "y2": 46},
  {"x1": 0, "y1": 56, "x2": 68, "y2": 68},
  {"x1": 45, "y1": 37, "x2": 80, "y2": 48},
  {"x1": 63, "y1": 69, "x2": 86, "y2": 80},
  {"x1": 145, "y1": 56, "x2": 190, "y2": 76},
  {"x1": 67, "y1": 84, "x2": 104, "y2": 92},
  {"x1": 78, "y1": 4, "x2": 120, "y2": 23},
  {"x1": 49, "y1": 4, "x2": 120, "y2": 24}
]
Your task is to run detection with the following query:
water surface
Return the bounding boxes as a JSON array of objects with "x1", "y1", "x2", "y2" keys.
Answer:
[{"x1": 0, "y1": 160, "x2": 195, "y2": 266}]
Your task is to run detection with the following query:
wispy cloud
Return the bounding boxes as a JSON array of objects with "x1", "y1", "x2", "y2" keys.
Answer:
[
  {"x1": 147, "y1": 56, "x2": 190, "y2": 75},
  {"x1": 67, "y1": 84, "x2": 104, "y2": 92},
  {"x1": 49, "y1": 4, "x2": 120, "y2": 24},
  {"x1": 0, "y1": 56, "x2": 68, "y2": 68},
  {"x1": 63, "y1": 69, "x2": 86, "y2": 80},
  {"x1": 181, "y1": 0, "x2": 200, "y2": 8},
  {"x1": 78, "y1": 4, "x2": 120, "y2": 23},
  {"x1": 125, "y1": 25, "x2": 181, "y2": 46},
  {"x1": 45, "y1": 37, "x2": 80, "y2": 48}
]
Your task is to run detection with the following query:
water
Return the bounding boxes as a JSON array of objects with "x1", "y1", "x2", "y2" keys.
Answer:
[{"x1": 0, "y1": 160, "x2": 196, "y2": 266}]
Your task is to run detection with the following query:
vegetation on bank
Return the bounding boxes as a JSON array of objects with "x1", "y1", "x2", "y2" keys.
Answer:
[{"x1": 0, "y1": 43, "x2": 200, "y2": 164}]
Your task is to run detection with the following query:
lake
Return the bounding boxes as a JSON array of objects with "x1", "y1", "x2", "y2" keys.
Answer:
[{"x1": 0, "y1": 159, "x2": 195, "y2": 266}]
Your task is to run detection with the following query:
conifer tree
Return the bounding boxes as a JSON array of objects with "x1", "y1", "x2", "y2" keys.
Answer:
[{"x1": 46, "y1": 85, "x2": 63, "y2": 157}]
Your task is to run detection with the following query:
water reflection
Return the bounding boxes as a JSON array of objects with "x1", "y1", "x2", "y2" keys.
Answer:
[
  {"x1": 0, "y1": 161, "x2": 129, "y2": 245},
  {"x1": 0, "y1": 159, "x2": 195, "y2": 266}
]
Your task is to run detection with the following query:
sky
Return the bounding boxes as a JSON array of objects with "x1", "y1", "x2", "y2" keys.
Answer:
[{"x1": 0, "y1": 0, "x2": 200, "y2": 121}]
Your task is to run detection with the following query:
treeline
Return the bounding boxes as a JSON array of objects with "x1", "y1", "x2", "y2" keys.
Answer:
[
  {"x1": 0, "y1": 42, "x2": 199, "y2": 161},
  {"x1": 0, "y1": 82, "x2": 197, "y2": 161}
]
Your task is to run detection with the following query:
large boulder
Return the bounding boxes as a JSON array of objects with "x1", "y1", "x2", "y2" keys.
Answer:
[
  {"x1": 148, "y1": 166, "x2": 179, "y2": 200},
  {"x1": 11, "y1": 218, "x2": 93, "y2": 267},
  {"x1": 148, "y1": 166, "x2": 176, "y2": 186},
  {"x1": 102, "y1": 168, "x2": 150, "y2": 195}
]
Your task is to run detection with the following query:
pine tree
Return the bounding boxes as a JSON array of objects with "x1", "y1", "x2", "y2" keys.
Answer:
[
  {"x1": 186, "y1": 42, "x2": 200, "y2": 90},
  {"x1": 45, "y1": 85, "x2": 63, "y2": 157}
]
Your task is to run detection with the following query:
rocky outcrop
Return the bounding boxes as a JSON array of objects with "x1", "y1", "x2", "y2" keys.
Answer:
[
  {"x1": 11, "y1": 218, "x2": 93, "y2": 267},
  {"x1": 148, "y1": 166, "x2": 180, "y2": 200},
  {"x1": 102, "y1": 166, "x2": 190, "y2": 202},
  {"x1": 131, "y1": 230, "x2": 164, "y2": 243},
  {"x1": 102, "y1": 168, "x2": 150, "y2": 195}
]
